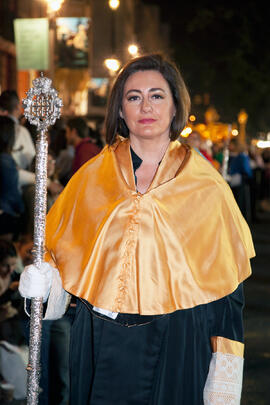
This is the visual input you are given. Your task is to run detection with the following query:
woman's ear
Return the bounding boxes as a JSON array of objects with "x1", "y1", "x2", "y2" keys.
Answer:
[{"x1": 119, "y1": 109, "x2": 123, "y2": 119}]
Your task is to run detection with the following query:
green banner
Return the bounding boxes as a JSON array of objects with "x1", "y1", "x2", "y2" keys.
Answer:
[{"x1": 14, "y1": 18, "x2": 49, "y2": 71}]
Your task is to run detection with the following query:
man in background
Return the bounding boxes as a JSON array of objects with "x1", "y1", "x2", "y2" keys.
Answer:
[
  {"x1": 0, "y1": 90, "x2": 36, "y2": 187},
  {"x1": 65, "y1": 117, "x2": 101, "y2": 174}
]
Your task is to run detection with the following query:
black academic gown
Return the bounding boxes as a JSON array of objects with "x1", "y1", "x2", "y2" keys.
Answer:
[
  {"x1": 69, "y1": 284, "x2": 244, "y2": 405},
  {"x1": 67, "y1": 148, "x2": 246, "y2": 405}
]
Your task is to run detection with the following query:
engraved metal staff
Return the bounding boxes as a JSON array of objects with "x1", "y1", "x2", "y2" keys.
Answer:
[{"x1": 22, "y1": 73, "x2": 63, "y2": 405}]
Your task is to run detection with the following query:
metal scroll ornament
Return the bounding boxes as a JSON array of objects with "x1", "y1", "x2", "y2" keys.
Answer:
[{"x1": 22, "y1": 73, "x2": 63, "y2": 405}]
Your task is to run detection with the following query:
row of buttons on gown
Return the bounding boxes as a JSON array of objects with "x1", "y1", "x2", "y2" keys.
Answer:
[{"x1": 114, "y1": 194, "x2": 141, "y2": 312}]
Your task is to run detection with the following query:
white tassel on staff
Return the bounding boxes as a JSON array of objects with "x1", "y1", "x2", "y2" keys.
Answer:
[{"x1": 22, "y1": 73, "x2": 63, "y2": 405}]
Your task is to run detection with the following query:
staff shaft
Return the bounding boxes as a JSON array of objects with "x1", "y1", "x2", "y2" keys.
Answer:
[{"x1": 27, "y1": 130, "x2": 48, "y2": 405}]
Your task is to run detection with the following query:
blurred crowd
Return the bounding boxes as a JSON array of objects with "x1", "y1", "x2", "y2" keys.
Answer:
[
  {"x1": 183, "y1": 130, "x2": 270, "y2": 223},
  {"x1": 0, "y1": 89, "x2": 270, "y2": 404}
]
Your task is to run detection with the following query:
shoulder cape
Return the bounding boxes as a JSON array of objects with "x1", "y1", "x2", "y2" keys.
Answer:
[{"x1": 45, "y1": 137, "x2": 254, "y2": 314}]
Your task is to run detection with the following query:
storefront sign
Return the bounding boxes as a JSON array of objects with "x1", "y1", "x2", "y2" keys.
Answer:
[{"x1": 14, "y1": 18, "x2": 49, "y2": 70}]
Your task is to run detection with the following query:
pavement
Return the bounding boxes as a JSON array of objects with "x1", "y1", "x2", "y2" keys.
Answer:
[{"x1": 241, "y1": 208, "x2": 270, "y2": 404}]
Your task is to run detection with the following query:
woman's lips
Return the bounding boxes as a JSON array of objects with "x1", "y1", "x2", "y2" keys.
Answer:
[{"x1": 138, "y1": 119, "x2": 156, "y2": 124}]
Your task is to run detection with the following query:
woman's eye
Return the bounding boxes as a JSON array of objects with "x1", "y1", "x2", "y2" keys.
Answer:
[
  {"x1": 127, "y1": 95, "x2": 140, "y2": 101},
  {"x1": 152, "y1": 94, "x2": 164, "y2": 99}
]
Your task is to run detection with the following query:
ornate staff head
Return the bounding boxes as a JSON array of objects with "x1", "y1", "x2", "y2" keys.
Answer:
[{"x1": 22, "y1": 72, "x2": 63, "y2": 132}]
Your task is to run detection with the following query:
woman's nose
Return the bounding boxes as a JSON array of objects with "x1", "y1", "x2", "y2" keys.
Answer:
[{"x1": 141, "y1": 98, "x2": 152, "y2": 112}]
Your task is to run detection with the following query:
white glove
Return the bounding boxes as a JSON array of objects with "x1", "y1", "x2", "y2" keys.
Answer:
[{"x1": 18, "y1": 262, "x2": 54, "y2": 303}]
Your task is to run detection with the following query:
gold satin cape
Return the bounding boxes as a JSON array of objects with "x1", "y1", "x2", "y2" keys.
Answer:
[{"x1": 45, "y1": 137, "x2": 255, "y2": 314}]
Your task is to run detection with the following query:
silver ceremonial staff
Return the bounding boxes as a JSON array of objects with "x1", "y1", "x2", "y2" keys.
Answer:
[{"x1": 22, "y1": 73, "x2": 63, "y2": 405}]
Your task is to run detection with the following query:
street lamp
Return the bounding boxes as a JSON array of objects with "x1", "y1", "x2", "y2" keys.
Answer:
[
  {"x1": 108, "y1": 0, "x2": 120, "y2": 10},
  {"x1": 46, "y1": 0, "x2": 65, "y2": 14},
  {"x1": 128, "y1": 44, "x2": 139, "y2": 57},
  {"x1": 104, "y1": 58, "x2": 121, "y2": 75}
]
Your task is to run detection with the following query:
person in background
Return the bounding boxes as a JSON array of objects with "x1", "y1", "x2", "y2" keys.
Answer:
[
  {"x1": 88, "y1": 125, "x2": 105, "y2": 149},
  {"x1": 0, "y1": 90, "x2": 36, "y2": 188},
  {"x1": 0, "y1": 116, "x2": 24, "y2": 241},
  {"x1": 199, "y1": 138, "x2": 215, "y2": 165},
  {"x1": 65, "y1": 117, "x2": 102, "y2": 174},
  {"x1": 212, "y1": 141, "x2": 224, "y2": 167},
  {"x1": 21, "y1": 150, "x2": 63, "y2": 239},
  {"x1": 227, "y1": 138, "x2": 253, "y2": 220},
  {"x1": 184, "y1": 130, "x2": 201, "y2": 152},
  {"x1": 19, "y1": 54, "x2": 254, "y2": 405},
  {"x1": 0, "y1": 104, "x2": 8, "y2": 116},
  {"x1": 186, "y1": 131, "x2": 214, "y2": 164},
  {"x1": 51, "y1": 121, "x2": 75, "y2": 187},
  {"x1": 0, "y1": 239, "x2": 27, "y2": 403},
  {"x1": 0, "y1": 239, "x2": 25, "y2": 345},
  {"x1": 248, "y1": 144, "x2": 265, "y2": 220},
  {"x1": 259, "y1": 147, "x2": 270, "y2": 212}
]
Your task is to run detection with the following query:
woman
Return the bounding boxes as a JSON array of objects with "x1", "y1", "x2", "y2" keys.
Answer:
[
  {"x1": 19, "y1": 54, "x2": 255, "y2": 404},
  {"x1": 0, "y1": 116, "x2": 24, "y2": 240}
]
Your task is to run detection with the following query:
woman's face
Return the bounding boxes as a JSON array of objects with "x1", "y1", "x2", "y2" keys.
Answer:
[{"x1": 120, "y1": 70, "x2": 176, "y2": 142}]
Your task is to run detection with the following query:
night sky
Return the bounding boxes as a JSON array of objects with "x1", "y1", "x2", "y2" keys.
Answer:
[{"x1": 142, "y1": 0, "x2": 270, "y2": 135}]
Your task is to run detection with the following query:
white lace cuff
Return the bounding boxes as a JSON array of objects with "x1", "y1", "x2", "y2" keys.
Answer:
[
  {"x1": 203, "y1": 352, "x2": 244, "y2": 405},
  {"x1": 43, "y1": 267, "x2": 70, "y2": 320}
]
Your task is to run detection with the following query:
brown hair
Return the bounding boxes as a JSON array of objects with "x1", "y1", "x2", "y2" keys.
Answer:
[
  {"x1": 67, "y1": 117, "x2": 88, "y2": 139},
  {"x1": 0, "y1": 116, "x2": 15, "y2": 153},
  {"x1": 0, "y1": 90, "x2": 19, "y2": 114},
  {"x1": 105, "y1": 53, "x2": 190, "y2": 145}
]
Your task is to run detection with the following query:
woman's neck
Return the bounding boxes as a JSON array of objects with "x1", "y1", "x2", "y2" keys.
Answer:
[{"x1": 129, "y1": 135, "x2": 170, "y2": 165}]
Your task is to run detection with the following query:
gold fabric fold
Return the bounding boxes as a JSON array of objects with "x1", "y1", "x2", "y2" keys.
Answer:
[
  {"x1": 211, "y1": 336, "x2": 244, "y2": 358},
  {"x1": 45, "y1": 136, "x2": 254, "y2": 314}
]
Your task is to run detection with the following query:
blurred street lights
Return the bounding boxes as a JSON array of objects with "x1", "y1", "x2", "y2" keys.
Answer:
[
  {"x1": 104, "y1": 0, "x2": 121, "y2": 77},
  {"x1": 189, "y1": 114, "x2": 196, "y2": 123}
]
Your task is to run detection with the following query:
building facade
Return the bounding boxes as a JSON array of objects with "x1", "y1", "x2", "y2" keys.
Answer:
[{"x1": 0, "y1": 0, "x2": 170, "y2": 117}]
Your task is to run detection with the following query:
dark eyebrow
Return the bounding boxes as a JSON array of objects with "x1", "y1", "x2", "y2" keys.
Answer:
[
  {"x1": 150, "y1": 88, "x2": 166, "y2": 93},
  {"x1": 125, "y1": 87, "x2": 166, "y2": 96}
]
